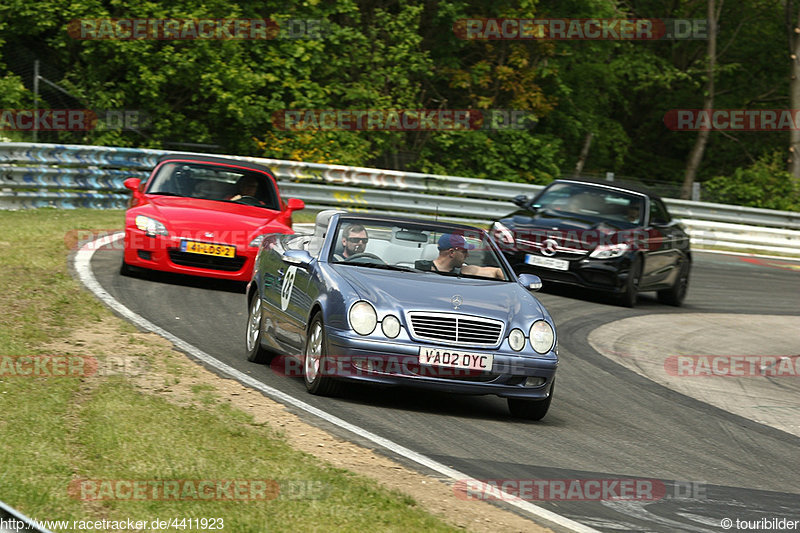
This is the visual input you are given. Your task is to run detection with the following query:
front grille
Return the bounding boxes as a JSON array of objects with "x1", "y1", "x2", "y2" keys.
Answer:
[
  {"x1": 517, "y1": 239, "x2": 588, "y2": 259},
  {"x1": 168, "y1": 250, "x2": 246, "y2": 272},
  {"x1": 407, "y1": 312, "x2": 504, "y2": 347},
  {"x1": 406, "y1": 363, "x2": 499, "y2": 382}
]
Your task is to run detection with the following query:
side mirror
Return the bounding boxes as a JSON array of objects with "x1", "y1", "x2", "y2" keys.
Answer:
[
  {"x1": 282, "y1": 249, "x2": 313, "y2": 268},
  {"x1": 518, "y1": 273, "x2": 542, "y2": 291},
  {"x1": 287, "y1": 198, "x2": 305, "y2": 213},
  {"x1": 512, "y1": 194, "x2": 529, "y2": 208},
  {"x1": 123, "y1": 178, "x2": 141, "y2": 192}
]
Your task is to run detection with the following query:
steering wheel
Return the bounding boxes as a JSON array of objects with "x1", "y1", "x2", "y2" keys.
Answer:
[
  {"x1": 344, "y1": 252, "x2": 385, "y2": 264},
  {"x1": 234, "y1": 195, "x2": 265, "y2": 206}
]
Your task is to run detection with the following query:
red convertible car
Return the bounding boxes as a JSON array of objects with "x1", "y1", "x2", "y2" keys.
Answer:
[{"x1": 121, "y1": 155, "x2": 305, "y2": 281}]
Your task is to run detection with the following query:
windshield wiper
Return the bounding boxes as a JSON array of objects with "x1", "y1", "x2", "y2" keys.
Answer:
[{"x1": 149, "y1": 191, "x2": 183, "y2": 197}]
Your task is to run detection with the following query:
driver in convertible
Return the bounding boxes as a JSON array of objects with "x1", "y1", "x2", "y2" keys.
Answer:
[
  {"x1": 335, "y1": 223, "x2": 369, "y2": 260},
  {"x1": 417, "y1": 234, "x2": 504, "y2": 280}
]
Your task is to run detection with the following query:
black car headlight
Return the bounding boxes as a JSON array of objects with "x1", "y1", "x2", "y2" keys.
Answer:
[
  {"x1": 589, "y1": 242, "x2": 630, "y2": 259},
  {"x1": 491, "y1": 221, "x2": 515, "y2": 246}
]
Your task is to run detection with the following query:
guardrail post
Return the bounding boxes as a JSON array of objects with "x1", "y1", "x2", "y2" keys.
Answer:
[{"x1": 692, "y1": 182, "x2": 701, "y2": 202}]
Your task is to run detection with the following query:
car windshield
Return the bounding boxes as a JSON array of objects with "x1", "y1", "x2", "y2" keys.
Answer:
[
  {"x1": 533, "y1": 182, "x2": 645, "y2": 225},
  {"x1": 329, "y1": 218, "x2": 512, "y2": 281},
  {"x1": 146, "y1": 162, "x2": 279, "y2": 209}
]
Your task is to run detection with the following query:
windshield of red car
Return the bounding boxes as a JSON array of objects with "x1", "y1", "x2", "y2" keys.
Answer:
[{"x1": 146, "y1": 162, "x2": 279, "y2": 210}]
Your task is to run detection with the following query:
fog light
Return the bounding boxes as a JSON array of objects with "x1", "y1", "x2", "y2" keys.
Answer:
[
  {"x1": 352, "y1": 358, "x2": 368, "y2": 370},
  {"x1": 524, "y1": 377, "x2": 546, "y2": 387}
]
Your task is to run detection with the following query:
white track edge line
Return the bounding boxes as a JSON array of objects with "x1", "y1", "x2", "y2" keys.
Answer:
[{"x1": 74, "y1": 232, "x2": 599, "y2": 533}]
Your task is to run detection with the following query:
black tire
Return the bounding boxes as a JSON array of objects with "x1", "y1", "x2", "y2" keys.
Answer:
[
  {"x1": 303, "y1": 314, "x2": 342, "y2": 396},
  {"x1": 119, "y1": 260, "x2": 135, "y2": 277},
  {"x1": 617, "y1": 256, "x2": 642, "y2": 308},
  {"x1": 508, "y1": 379, "x2": 554, "y2": 421},
  {"x1": 246, "y1": 293, "x2": 271, "y2": 363},
  {"x1": 658, "y1": 260, "x2": 690, "y2": 306}
]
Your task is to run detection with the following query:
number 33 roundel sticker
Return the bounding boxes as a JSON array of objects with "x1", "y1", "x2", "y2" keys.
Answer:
[{"x1": 280, "y1": 266, "x2": 298, "y2": 311}]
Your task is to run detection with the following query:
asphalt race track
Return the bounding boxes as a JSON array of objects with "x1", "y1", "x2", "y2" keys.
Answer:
[{"x1": 86, "y1": 245, "x2": 800, "y2": 533}]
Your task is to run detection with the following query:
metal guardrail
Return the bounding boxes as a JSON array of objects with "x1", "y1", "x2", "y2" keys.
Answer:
[{"x1": 2, "y1": 142, "x2": 800, "y2": 256}]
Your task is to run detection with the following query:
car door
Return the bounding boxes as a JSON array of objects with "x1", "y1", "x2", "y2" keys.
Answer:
[
  {"x1": 261, "y1": 236, "x2": 312, "y2": 353},
  {"x1": 642, "y1": 199, "x2": 681, "y2": 286}
]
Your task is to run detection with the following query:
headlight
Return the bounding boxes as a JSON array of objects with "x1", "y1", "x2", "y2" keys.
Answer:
[
  {"x1": 249, "y1": 234, "x2": 267, "y2": 248},
  {"x1": 349, "y1": 301, "x2": 377, "y2": 336},
  {"x1": 589, "y1": 242, "x2": 630, "y2": 259},
  {"x1": 529, "y1": 321, "x2": 555, "y2": 354},
  {"x1": 508, "y1": 328, "x2": 525, "y2": 351},
  {"x1": 491, "y1": 221, "x2": 515, "y2": 246},
  {"x1": 381, "y1": 314, "x2": 401, "y2": 338},
  {"x1": 134, "y1": 215, "x2": 168, "y2": 237}
]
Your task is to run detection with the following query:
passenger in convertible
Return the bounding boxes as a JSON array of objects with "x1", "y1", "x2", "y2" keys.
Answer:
[{"x1": 416, "y1": 234, "x2": 504, "y2": 279}]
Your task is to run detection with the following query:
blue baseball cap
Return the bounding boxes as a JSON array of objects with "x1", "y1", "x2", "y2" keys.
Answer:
[{"x1": 438, "y1": 233, "x2": 475, "y2": 251}]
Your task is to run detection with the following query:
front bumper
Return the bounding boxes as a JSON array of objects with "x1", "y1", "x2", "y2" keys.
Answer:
[
  {"x1": 321, "y1": 328, "x2": 558, "y2": 400},
  {"x1": 123, "y1": 228, "x2": 256, "y2": 281},
  {"x1": 506, "y1": 250, "x2": 634, "y2": 293}
]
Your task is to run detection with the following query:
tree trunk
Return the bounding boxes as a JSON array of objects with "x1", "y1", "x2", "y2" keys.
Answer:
[
  {"x1": 681, "y1": 0, "x2": 718, "y2": 199},
  {"x1": 572, "y1": 132, "x2": 593, "y2": 178}
]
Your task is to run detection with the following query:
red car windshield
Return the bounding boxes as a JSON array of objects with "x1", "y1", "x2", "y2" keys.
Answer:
[{"x1": 147, "y1": 162, "x2": 279, "y2": 209}]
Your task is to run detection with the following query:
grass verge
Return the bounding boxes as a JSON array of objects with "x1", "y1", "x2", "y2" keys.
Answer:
[{"x1": 0, "y1": 208, "x2": 462, "y2": 532}]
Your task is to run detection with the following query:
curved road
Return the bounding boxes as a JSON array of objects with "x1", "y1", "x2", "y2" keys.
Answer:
[{"x1": 87, "y1": 247, "x2": 800, "y2": 532}]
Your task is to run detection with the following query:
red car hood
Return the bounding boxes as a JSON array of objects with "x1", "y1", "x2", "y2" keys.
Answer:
[{"x1": 142, "y1": 196, "x2": 283, "y2": 243}]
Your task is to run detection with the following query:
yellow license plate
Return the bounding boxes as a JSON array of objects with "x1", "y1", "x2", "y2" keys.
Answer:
[{"x1": 181, "y1": 240, "x2": 236, "y2": 258}]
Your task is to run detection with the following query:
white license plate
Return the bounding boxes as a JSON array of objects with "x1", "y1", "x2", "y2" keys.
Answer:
[
  {"x1": 524, "y1": 254, "x2": 569, "y2": 271},
  {"x1": 419, "y1": 347, "x2": 493, "y2": 372}
]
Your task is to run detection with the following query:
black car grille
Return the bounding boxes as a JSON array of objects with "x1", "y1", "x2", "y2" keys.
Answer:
[
  {"x1": 168, "y1": 250, "x2": 246, "y2": 272},
  {"x1": 516, "y1": 238, "x2": 588, "y2": 259},
  {"x1": 407, "y1": 312, "x2": 504, "y2": 347}
]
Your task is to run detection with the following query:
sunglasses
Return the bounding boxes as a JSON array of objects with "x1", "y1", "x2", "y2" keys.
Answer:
[{"x1": 347, "y1": 237, "x2": 368, "y2": 244}]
